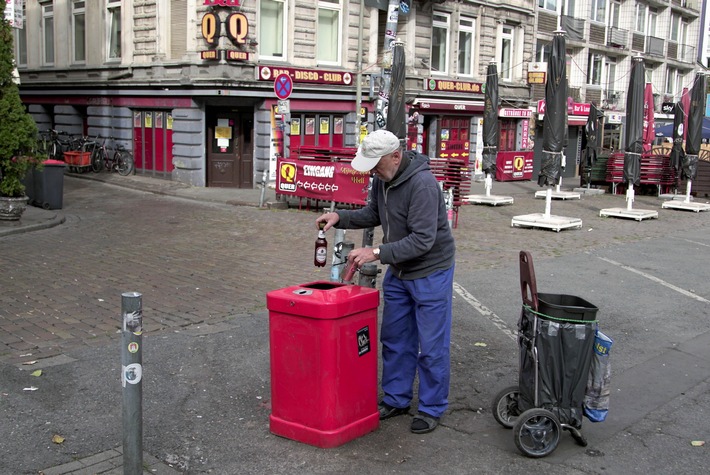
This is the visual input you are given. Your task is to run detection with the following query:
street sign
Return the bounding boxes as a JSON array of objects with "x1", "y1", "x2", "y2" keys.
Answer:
[
  {"x1": 274, "y1": 73, "x2": 293, "y2": 100},
  {"x1": 277, "y1": 99, "x2": 290, "y2": 114}
]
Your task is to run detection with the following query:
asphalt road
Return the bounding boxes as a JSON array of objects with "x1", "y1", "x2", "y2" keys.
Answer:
[{"x1": 0, "y1": 176, "x2": 708, "y2": 474}]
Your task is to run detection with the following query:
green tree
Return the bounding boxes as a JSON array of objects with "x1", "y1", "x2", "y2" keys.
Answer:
[{"x1": 0, "y1": 2, "x2": 40, "y2": 197}]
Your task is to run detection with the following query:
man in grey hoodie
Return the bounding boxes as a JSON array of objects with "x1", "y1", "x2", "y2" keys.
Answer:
[{"x1": 316, "y1": 129, "x2": 456, "y2": 434}]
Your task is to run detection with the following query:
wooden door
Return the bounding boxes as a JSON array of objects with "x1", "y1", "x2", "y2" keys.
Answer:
[{"x1": 207, "y1": 112, "x2": 253, "y2": 188}]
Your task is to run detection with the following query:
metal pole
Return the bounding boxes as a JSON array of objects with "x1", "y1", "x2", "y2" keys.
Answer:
[
  {"x1": 121, "y1": 292, "x2": 143, "y2": 475},
  {"x1": 355, "y1": 0, "x2": 364, "y2": 146},
  {"x1": 362, "y1": 0, "x2": 401, "y2": 252},
  {"x1": 259, "y1": 168, "x2": 269, "y2": 208}
]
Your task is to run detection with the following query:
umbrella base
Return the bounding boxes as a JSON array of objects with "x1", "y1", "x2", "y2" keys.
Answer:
[
  {"x1": 511, "y1": 213, "x2": 583, "y2": 232},
  {"x1": 599, "y1": 208, "x2": 659, "y2": 221},
  {"x1": 658, "y1": 193, "x2": 693, "y2": 201},
  {"x1": 534, "y1": 190, "x2": 581, "y2": 200},
  {"x1": 661, "y1": 200, "x2": 710, "y2": 212},
  {"x1": 462, "y1": 194, "x2": 514, "y2": 206},
  {"x1": 573, "y1": 187, "x2": 605, "y2": 196}
]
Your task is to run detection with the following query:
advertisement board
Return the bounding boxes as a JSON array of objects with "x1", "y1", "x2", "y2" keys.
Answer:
[
  {"x1": 276, "y1": 158, "x2": 370, "y2": 205},
  {"x1": 495, "y1": 151, "x2": 534, "y2": 181}
]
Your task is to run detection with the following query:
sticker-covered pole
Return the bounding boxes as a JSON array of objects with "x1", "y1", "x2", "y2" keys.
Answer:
[{"x1": 121, "y1": 292, "x2": 143, "y2": 475}]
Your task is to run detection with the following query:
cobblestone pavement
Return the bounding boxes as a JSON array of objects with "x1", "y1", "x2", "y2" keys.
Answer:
[
  {"x1": 1, "y1": 176, "x2": 709, "y2": 364},
  {"x1": 2, "y1": 175, "x2": 710, "y2": 474}
]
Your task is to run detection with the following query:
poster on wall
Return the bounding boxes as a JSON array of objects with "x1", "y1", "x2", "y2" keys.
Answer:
[
  {"x1": 320, "y1": 118, "x2": 330, "y2": 134},
  {"x1": 291, "y1": 118, "x2": 301, "y2": 136},
  {"x1": 305, "y1": 118, "x2": 315, "y2": 135}
]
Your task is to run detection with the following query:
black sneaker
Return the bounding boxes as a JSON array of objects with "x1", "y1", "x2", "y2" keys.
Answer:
[
  {"x1": 411, "y1": 412, "x2": 440, "y2": 434},
  {"x1": 378, "y1": 402, "x2": 410, "y2": 420}
]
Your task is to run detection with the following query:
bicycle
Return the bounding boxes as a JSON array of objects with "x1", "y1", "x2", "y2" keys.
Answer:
[
  {"x1": 37, "y1": 129, "x2": 72, "y2": 161},
  {"x1": 90, "y1": 137, "x2": 135, "y2": 176}
]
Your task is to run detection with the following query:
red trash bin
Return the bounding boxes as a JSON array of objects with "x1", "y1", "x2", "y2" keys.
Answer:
[{"x1": 266, "y1": 281, "x2": 380, "y2": 448}]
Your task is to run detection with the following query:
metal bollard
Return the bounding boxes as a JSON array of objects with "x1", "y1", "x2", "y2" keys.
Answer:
[
  {"x1": 330, "y1": 229, "x2": 346, "y2": 282},
  {"x1": 357, "y1": 262, "x2": 380, "y2": 289},
  {"x1": 121, "y1": 292, "x2": 143, "y2": 475}
]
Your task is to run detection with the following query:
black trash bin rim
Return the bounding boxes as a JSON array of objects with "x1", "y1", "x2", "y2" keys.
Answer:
[{"x1": 523, "y1": 304, "x2": 599, "y2": 324}]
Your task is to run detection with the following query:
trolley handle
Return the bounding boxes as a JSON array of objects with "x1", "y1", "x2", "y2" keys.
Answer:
[{"x1": 519, "y1": 250, "x2": 539, "y2": 311}]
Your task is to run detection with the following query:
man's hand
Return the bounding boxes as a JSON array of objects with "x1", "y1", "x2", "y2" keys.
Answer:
[
  {"x1": 315, "y1": 212, "x2": 340, "y2": 231},
  {"x1": 346, "y1": 247, "x2": 379, "y2": 269}
]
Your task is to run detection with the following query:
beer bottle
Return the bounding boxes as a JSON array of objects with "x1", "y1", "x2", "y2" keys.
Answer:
[{"x1": 314, "y1": 222, "x2": 328, "y2": 267}]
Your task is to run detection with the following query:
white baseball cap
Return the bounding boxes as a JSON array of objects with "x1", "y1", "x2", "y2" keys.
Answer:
[{"x1": 351, "y1": 130, "x2": 402, "y2": 172}]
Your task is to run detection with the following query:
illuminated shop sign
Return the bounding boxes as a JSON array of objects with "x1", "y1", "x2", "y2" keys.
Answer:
[
  {"x1": 203, "y1": 0, "x2": 241, "y2": 6},
  {"x1": 423, "y1": 78, "x2": 483, "y2": 94},
  {"x1": 257, "y1": 66, "x2": 353, "y2": 86}
]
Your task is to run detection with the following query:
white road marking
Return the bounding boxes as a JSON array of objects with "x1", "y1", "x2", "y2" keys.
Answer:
[
  {"x1": 598, "y1": 257, "x2": 710, "y2": 304},
  {"x1": 453, "y1": 282, "x2": 517, "y2": 340},
  {"x1": 680, "y1": 238, "x2": 710, "y2": 248}
]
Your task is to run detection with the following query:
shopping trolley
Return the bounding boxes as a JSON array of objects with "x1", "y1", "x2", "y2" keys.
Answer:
[{"x1": 492, "y1": 251, "x2": 599, "y2": 457}]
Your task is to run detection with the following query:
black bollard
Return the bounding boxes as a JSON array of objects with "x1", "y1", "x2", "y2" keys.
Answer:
[{"x1": 121, "y1": 292, "x2": 143, "y2": 475}]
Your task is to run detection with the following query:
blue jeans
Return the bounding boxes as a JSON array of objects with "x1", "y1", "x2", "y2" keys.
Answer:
[{"x1": 380, "y1": 266, "x2": 454, "y2": 418}]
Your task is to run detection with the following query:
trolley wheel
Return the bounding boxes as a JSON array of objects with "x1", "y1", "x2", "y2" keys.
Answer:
[
  {"x1": 513, "y1": 408, "x2": 561, "y2": 458},
  {"x1": 566, "y1": 426, "x2": 588, "y2": 447},
  {"x1": 492, "y1": 385, "x2": 521, "y2": 428}
]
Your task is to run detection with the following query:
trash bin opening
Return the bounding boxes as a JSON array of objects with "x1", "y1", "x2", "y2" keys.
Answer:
[
  {"x1": 301, "y1": 282, "x2": 345, "y2": 290},
  {"x1": 537, "y1": 293, "x2": 599, "y2": 321}
]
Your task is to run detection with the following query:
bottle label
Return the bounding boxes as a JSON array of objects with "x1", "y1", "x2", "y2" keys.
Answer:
[{"x1": 315, "y1": 247, "x2": 327, "y2": 264}]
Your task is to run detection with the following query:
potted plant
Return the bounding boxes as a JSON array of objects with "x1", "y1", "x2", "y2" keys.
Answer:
[{"x1": 0, "y1": 2, "x2": 42, "y2": 220}]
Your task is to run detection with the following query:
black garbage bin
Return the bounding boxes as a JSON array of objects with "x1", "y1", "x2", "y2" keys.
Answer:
[
  {"x1": 32, "y1": 159, "x2": 66, "y2": 210},
  {"x1": 21, "y1": 168, "x2": 36, "y2": 205}
]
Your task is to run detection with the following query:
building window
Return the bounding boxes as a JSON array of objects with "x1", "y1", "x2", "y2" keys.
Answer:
[
  {"x1": 14, "y1": 1, "x2": 27, "y2": 67},
  {"x1": 605, "y1": 58, "x2": 617, "y2": 95},
  {"x1": 538, "y1": 0, "x2": 558, "y2": 12},
  {"x1": 591, "y1": 0, "x2": 606, "y2": 23},
  {"x1": 259, "y1": 0, "x2": 287, "y2": 60},
  {"x1": 457, "y1": 16, "x2": 475, "y2": 76},
  {"x1": 73, "y1": 1, "x2": 86, "y2": 63},
  {"x1": 647, "y1": 9, "x2": 657, "y2": 37},
  {"x1": 107, "y1": 0, "x2": 122, "y2": 60},
  {"x1": 317, "y1": 0, "x2": 341, "y2": 64},
  {"x1": 665, "y1": 67, "x2": 680, "y2": 96},
  {"x1": 670, "y1": 15, "x2": 687, "y2": 44},
  {"x1": 499, "y1": 26, "x2": 514, "y2": 81},
  {"x1": 608, "y1": 1, "x2": 620, "y2": 28},
  {"x1": 535, "y1": 42, "x2": 551, "y2": 63},
  {"x1": 41, "y1": 2, "x2": 55, "y2": 65},
  {"x1": 587, "y1": 53, "x2": 603, "y2": 85},
  {"x1": 634, "y1": 3, "x2": 646, "y2": 34},
  {"x1": 431, "y1": 12, "x2": 450, "y2": 74}
]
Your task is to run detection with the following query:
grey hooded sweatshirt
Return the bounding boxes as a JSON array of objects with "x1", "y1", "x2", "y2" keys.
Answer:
[{"x1": 336, "y1": 150, "x2": 455, "y2": 280}]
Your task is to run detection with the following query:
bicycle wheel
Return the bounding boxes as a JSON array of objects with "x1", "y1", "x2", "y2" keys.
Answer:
[
  {"x1": 91, "y1": 148, "x2": 104, "y2": 172},
  {"x1": 116, "y1": 151, "x2": 135, "y2": 176}
]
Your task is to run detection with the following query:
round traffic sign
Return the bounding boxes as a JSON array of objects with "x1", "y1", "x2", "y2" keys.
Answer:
[{"x1": 274, "y1": 73, "x2": 293, "y2": 100}]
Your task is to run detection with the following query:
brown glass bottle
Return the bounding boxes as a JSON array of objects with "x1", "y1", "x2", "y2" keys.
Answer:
[{"x1": 314, "y1": 223, "x2": 327, "y2": 267}]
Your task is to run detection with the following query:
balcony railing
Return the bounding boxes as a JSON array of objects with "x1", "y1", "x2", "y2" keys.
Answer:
[
  {"x1": 602, "y1": 89, "x2": 625, "y2": 111},
  {"x1": 561, "y1": 15, "x2": 585, "y2": 42},
  {"x1": 607, "y1": 27, "x2": 628, "y2": 48},
  {"x1": 646, "y1": 36, "x2": 665, "y2": 57},
  {"x1": 678, "y1": 43, "x2": 696, "y2": 63}
]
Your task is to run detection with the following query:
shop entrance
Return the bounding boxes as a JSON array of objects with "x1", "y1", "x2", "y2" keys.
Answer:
[
  {"x1": 438, "y1": 116, "x2": 471, "y2": 165},
  {"x1": 207, "y1": 111, "x2": 253, "y2": 188},
  {"x1": 133, "y1": 110, "x2": 174, "y2": 177}
]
